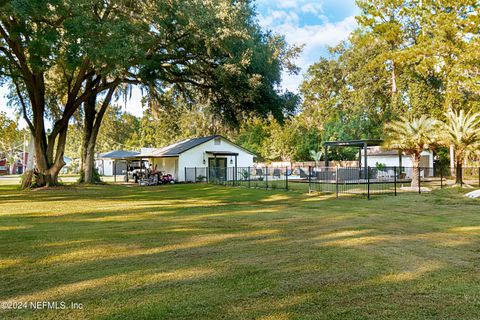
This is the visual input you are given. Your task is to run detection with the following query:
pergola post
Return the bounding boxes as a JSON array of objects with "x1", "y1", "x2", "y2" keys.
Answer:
[
  {"x1": 324, "y1": 145, "x2": 329, "y2": 167},
  {"x1": 363, "y1": 142, "x2": 368, "y2": 179},
  {"x1": 358, "y1": 148, "x2": 362, "y2": 168}
]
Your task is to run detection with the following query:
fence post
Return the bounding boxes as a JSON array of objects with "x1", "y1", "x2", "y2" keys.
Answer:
[
  {"x1": 478, "y1": 167, "x2": 480, "y2": 188},
  {"x1": 440, "y1": 166, "x2": 443, "y2": 189},
  {"x1": 335, "y1": 166, "x2": 339, "y2": 199},
  {"x1": 367, "y1": 166, "x2": 370, "y2": 200},
  {"x1": 285, "y1": 166, "x2": 289, "y2": 191},
  {"x1": 418, "y1": 166, "x2": 421, "y2": 194},
  {"x1": 394, "y1": 166, "x2": 397, "y2": 196},
  {"x1": 265, "y1": 167, "x2": 268, "y2": 189},
  {"x1": 184, "y1": 167, "x2": 187, "y2": 183},
  {"x1": 248, "y1": 166, "x2": 251, "y2": 189},
  {"x1": 234, "y1": 167, "x2": 237, "y2": 186},
  {"x1": 308, "y1": 166, "x2": 312, "y2": 192}
]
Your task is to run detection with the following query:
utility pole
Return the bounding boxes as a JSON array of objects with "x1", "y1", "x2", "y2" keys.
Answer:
[{"x1": 23, "y1": 132, "x2": 26, "y2": 173}]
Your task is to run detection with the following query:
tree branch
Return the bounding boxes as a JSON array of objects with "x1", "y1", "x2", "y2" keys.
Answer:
[
  {"x1": 93, "y1": 85, "x2": 116, "y2": 133},
  {"x1": 13, "y1": 78, "x2": 35, "y2": 133},
  {"x1": 0, "y1": 21, "x2": 33, "y2": 84}
]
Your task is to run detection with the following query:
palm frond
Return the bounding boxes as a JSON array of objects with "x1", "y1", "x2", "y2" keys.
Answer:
[
  {"x1": 443, "y1": 109, "x2": 480, "y2": 156},
  {"x1": 384, "y1": 115, "x2": 441, "y2": 155}
]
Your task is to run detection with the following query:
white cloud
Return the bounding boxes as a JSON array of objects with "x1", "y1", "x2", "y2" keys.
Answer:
[
  {"x1": 263, "y1": 15, "x2": 357, "y2": 92},
  {"x1": 276, "y1": 0, "x2": 301, "y2": 9},
  {"x1": 276, "y1": 15, "x2": 356, "y2": 50},
  {"x1": 300, "y1": 3, "x2": 324, "y2": 15},
  {"x1": 258, "y1": 10, "x2": 300, "y2": 27}
]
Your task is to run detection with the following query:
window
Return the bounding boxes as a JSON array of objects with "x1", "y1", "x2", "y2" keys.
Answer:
[{"x1": 214, "y1": 137, "x2": 221, "y2": 145}]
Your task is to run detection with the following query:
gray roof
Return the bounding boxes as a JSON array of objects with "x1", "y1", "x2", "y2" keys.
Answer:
[
  {"x1": 144, "y1": 135, "x2": 219, "y2": 157},
  {"x1": 134, "y1": 135, "x2": 254, "y2": 158},
  {"x1": 97, "y1": 150, "x2": 140, "y2": 159}
]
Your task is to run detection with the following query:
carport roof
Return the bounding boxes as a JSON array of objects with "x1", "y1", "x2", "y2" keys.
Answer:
[{"x1": 97, "y1": 150, "x2": 140, "y2": 159}]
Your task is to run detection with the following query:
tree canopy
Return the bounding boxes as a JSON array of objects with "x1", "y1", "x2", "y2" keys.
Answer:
[
  {"x1": 0, "y1": 0, "x2": 299, "y2": 185},
  {"x1": 300, "y1": 0, "x2": 479, "y2": 152}
]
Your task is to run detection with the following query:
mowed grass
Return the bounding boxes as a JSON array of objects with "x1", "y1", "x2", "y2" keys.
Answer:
[{"x1": 1, "y1": 182, "x2": 480, "y2": 319}]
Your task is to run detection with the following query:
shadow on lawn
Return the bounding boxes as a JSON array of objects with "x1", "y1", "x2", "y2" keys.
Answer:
[
  {"x1": 1, "y1": 184, "x2": 480, "y2": 319},
  {"x1": 0, "y1": 184, "x2": 278, "y2": 204}
]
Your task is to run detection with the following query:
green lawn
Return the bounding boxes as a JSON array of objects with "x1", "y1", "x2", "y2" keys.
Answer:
[{"x1": 1, "y1": 182, "x2": 480, "y2": 319}]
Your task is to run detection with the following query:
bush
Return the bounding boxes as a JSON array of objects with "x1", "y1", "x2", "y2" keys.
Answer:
[
  {"x1": 375, "y1": 162, "x2": 386, "y2": 172},
  {"x1": 196, "y1": 175, "x2": 207, "y2": 182}
]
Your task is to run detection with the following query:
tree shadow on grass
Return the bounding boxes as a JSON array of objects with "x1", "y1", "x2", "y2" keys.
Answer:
[{"x1": 2, "y1": 185, "x2": 480, "y2": 319}]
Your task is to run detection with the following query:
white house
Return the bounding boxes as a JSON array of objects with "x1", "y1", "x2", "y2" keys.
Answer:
[
  {"x1": 362, "y1": 147, "x2": 434, "y2": 177},
  {"x1": 129, "y1": 135, "x2": 254, "y2": 182}
]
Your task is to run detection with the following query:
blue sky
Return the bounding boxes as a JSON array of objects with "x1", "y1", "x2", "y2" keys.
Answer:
[
  {"x1": 255, "y1": 0, "x2": 359, "y2": 92},
  {"x1": 0, "y1": 0, "x2": 359, "y2": 122}
]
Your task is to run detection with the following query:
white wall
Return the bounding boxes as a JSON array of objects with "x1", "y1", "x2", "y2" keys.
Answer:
[
  {"x1": 178, "y1": 137, "x2": 254, "y2": 181},
  {"x1": 366, "y1": 155, "x2": 412, "y2": 168},
  {"x1": 150, "y1": 157, "x2": 178, "y2": 179},
  {"x1": 365, "y1": 151, "x2": 433, "y2": 168},
  {"x1": 366, "y1": 151, "x2": 434, "y2": 177},
  {"x1": 95, "y1": 159, "x2": 127, "y2": 176},
  {"x1": 95, "y1": 159, "x2": 113, "y2": 176}
]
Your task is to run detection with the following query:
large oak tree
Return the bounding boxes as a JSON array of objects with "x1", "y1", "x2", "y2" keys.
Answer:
[{"x1": 1, "y1": 0, "x2": 299, "y2": 186}]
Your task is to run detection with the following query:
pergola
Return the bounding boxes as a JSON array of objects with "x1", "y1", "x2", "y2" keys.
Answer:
[{"x1": 323, "y1": 139, "x2": 385, "y2": 177}]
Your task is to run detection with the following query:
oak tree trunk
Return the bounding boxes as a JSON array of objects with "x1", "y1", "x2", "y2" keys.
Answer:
[
  {"x1": 31, "y1": 107, "x2": 67, "y2": 187},
  {"x1": 80, "y1": 87, "x2": 98, "y2": 184},
  {"x1": 79, "y1": 86, "x2": 116, "y2": 183}
]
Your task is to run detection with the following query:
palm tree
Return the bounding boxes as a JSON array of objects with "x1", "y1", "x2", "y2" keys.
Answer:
[
  {"x1": 384, "y1": 115, "x2": 441, "y2": 188},
  {"x1": 309, "y1": 149, "x2": 322, "y2": 167},
  {"x1": 442, "y1": 109, "x2": 480, "y2": 185}
]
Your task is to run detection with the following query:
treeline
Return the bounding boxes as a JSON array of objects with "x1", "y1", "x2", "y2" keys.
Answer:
[
  {"x1": 2, "y1": 0, "x2": 479, "y2": 187},
  {"x1": 67, "y1": 1, "x2": 479, "y2": 164},
  {"x1": 252, "y1": 0, "x2": 479, "y2": 162},
  {"x1": 300, "y1": 0, "x2": 479, "y2": 161}
]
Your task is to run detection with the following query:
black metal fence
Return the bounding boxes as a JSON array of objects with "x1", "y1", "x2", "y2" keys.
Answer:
[{"x1": 185, "y1": 166, "x2": 480, "y2": 199}]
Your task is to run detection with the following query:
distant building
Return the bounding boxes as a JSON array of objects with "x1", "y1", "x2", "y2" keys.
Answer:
[{"x1": 0, "y1": 150, "x2": 28, "y2": 175}]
